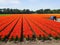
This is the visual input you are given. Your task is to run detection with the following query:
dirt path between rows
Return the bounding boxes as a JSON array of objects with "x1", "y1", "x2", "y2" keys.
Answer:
[{"x1": 0, "y1": 39, "x2": 60, "y2": 45}]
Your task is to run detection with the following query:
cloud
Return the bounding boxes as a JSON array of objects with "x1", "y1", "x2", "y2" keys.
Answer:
[
  {"x1": 0, "y1": 0, "x2": 6, "y2": 3},
  {"x1": 0, "y1": 0, "x2": 21, "y2": 9},
  {"x1": 9, "y1": 0, "x2": 20, "y2": 4},
  {"x1": 10, "y1": 1, "x2": 19, "y2": 4},
  {"x1": 0, "y1": 0, "x2": 20, "y2": 4}
]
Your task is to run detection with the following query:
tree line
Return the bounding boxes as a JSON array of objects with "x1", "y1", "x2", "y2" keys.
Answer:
[{"x1": 0, "y1": 8, "x2": 60, "y2": 14}]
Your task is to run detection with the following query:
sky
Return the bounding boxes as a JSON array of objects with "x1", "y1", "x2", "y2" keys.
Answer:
[{"x1": 0, "y1": 0, "x2": 60, "y2": 10}]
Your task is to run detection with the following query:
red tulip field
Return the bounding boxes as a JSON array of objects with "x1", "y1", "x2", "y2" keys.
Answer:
[{"x1": 0, "y1": 14, "x2": 60, "y2": 42}]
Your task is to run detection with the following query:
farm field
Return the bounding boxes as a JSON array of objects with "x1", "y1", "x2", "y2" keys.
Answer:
[{"x1": 0, "y1": 14, "x2": 60, "y2": 45}]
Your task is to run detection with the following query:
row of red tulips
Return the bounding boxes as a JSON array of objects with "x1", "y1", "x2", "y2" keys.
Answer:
[
  {"x1": 0, "y1": 15, "x2": 60, "y2": 41},
  {"x1": 27, "y1": 15, "x2": 60, "y2": 38}
]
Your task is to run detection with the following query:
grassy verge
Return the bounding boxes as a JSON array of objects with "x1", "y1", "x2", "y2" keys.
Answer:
[{"x1": 0, "y1": 14, "x2": 10, "y2": 16}]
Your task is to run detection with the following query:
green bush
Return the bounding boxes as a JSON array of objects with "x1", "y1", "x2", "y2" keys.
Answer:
[
  {"x1": 14, "y1": 36, "x2": 18, "y2": 41},
  {"x1": 9, "y1": 36, "x2": 14, "y2": 41},
  {"x1": 53, "y1": 37, "x2": 60, "y2": 40},
  {"x1": 1, "y1": 36, "x2": 7, "y2": 41}
]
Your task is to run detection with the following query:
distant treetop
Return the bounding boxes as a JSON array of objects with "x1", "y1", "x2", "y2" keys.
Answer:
[{"x1": 0, "y1": 8, "x2": 60, "y2": 14}]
